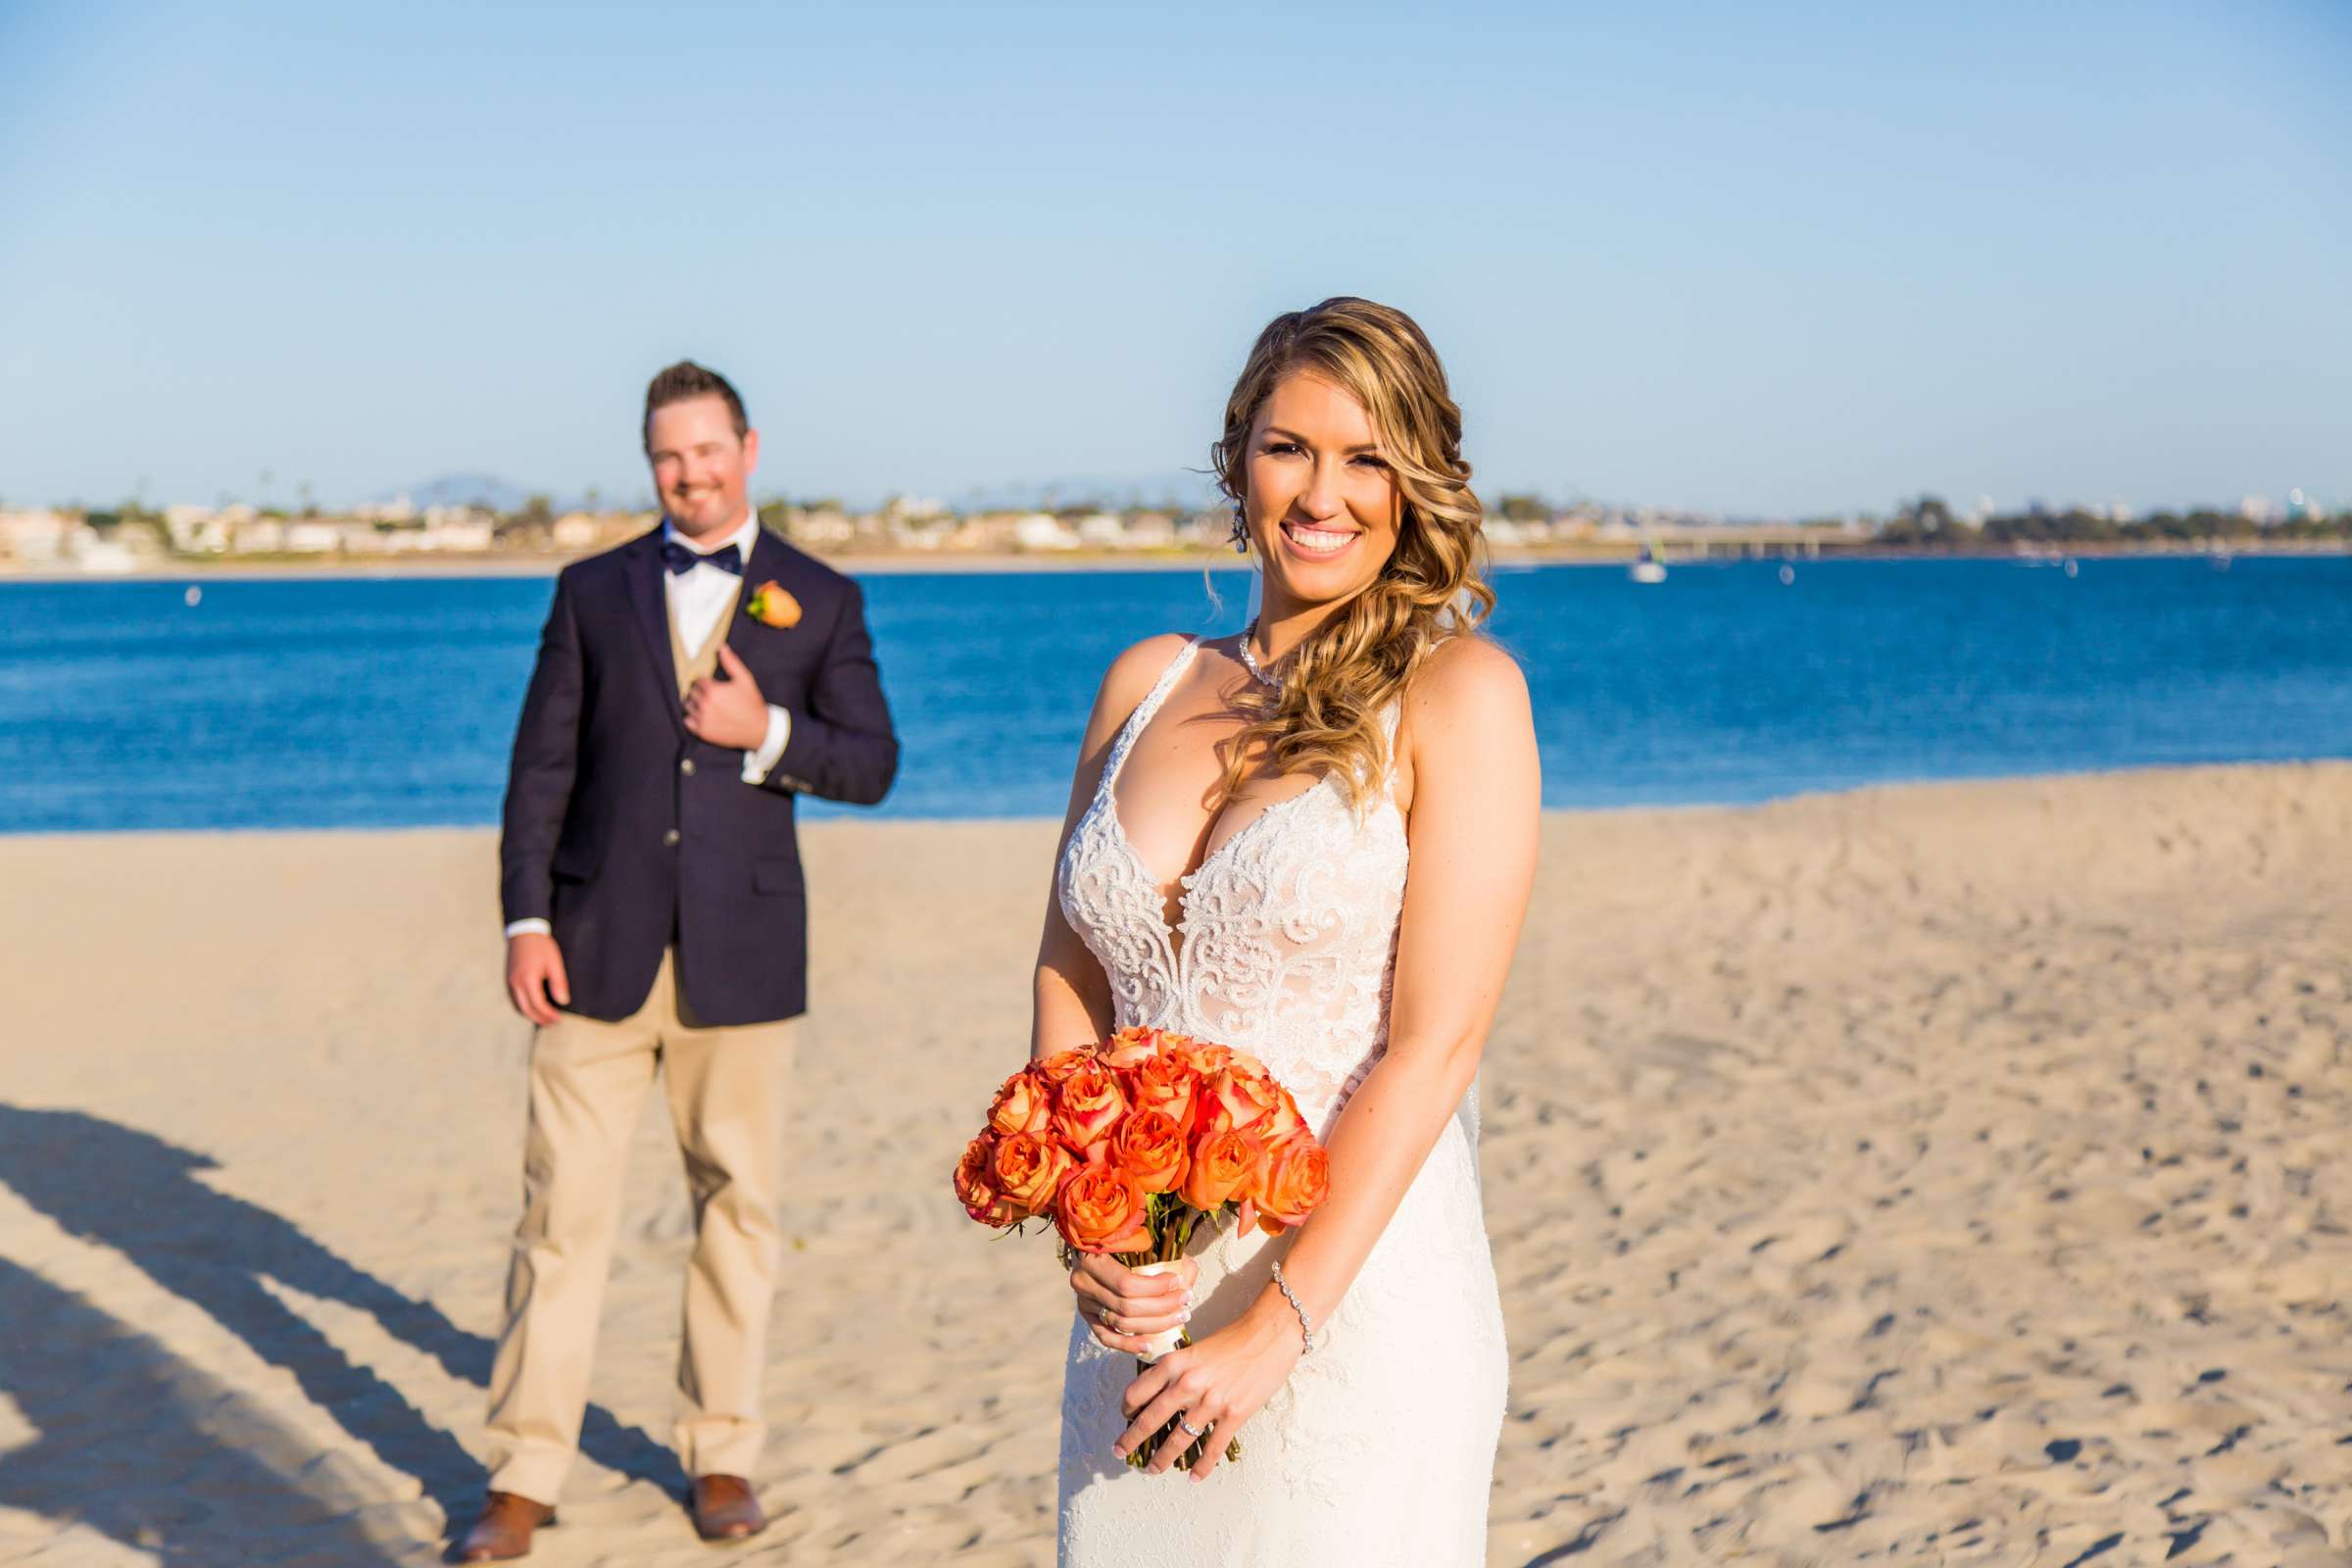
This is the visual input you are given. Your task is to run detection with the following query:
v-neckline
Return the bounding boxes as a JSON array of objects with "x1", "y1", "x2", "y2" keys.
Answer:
[
  {"x1": 1100, "y1": 638, "x2": 1330, "y2": 939},
  {"x1": 1108, "y1": 777, "x2": 1332, "y2": 939}
]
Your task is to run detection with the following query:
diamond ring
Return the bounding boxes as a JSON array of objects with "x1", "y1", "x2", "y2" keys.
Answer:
[{"x1": 1175, "y1": 1413, "x2": 1205, "y2": 1438}]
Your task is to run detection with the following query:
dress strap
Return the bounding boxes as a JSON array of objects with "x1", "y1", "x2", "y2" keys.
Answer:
[{"x1": 1102, "y1": 637, "x2": 1201, "y2": 791}]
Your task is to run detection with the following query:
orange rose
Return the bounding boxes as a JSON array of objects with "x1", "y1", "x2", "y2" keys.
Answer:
[
  {"x1": 1199, "y1": 1064, "x2": 1282, "y2": 1138},
  {"x1": 1250, "y1": 1132, "x2": 1331, "y2": 1233},
  {"x1": 1179, "y1": 1128, "x2": 1261, "y2": 1212},
  {"x1": 1054, "y1": 1164, "x2": 1152, "y2": 1254},
  {"x1": 746, "y1": 579, "x2": 801, "y2": 629},
  {"x1": 954, "y1": 1134, "x2": 1020, "y2": 1227},
  {"x1": 1052, "y1": 1057, "x2": 1129, "y2": 1155},
  {"x1": 1259, "y1": 1084, "x2": 1307, "y2": 1144},
  {"x1": 1035, "y1": 1047, "x2": 1099, "y2": 1087},
  {"x1": 1171, "y1": 1040, "x2": 1232, "y2": 1078},
  {"x1": 1128, "y1": 1050, "x2": 1200, "y2": 1130},
  {"x1": 1107, "y1": 1107, "x2": 1190, "y2": 1196},
  {"x1": 1100, "y1": 1026, "x2": 1165, "y2": 1069},
  {"x1": 987, "y1": 1066, "x2": 1054, "y2": 1138},
  {"x1": 990, "y1": 1131, "x2": 1075, "y2": 1216}
]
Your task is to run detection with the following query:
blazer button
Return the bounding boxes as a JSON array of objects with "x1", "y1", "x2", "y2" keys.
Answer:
[
  {"x1": 679, "y1": 758, "x2": 697, "y2": 776},
  {"x1": 662, "y1": 828, "x2": 681, "y2": 847}
]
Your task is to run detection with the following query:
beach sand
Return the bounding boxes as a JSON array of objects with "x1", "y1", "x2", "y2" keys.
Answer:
[{"x1": 1, "y1": 762, "x2": 2347, "y2": 1565}]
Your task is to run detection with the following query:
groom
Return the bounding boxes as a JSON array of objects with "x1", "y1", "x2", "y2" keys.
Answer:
[{"x1": 461, "y1": 362, "x2": 898, "y2": 1560}]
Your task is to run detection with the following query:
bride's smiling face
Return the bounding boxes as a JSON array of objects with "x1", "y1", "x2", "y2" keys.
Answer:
[{"x1": 1241, "y1": 371, "x2": 1401, "y2": 613}]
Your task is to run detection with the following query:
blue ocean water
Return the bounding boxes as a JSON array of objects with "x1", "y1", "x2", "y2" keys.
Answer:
[{"x1": 1, "y1": 557, "x2": 2346, "y2": 833}]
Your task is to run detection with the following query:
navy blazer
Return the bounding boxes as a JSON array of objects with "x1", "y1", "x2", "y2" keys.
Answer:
[{"x1": 499, "y1": 525, "x2": 898, "y2": 1025}]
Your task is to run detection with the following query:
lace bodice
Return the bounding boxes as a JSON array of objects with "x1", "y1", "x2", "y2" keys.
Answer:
[{"x1": 1056, "y1": 638, "x2": 1408, "y2": 1133}]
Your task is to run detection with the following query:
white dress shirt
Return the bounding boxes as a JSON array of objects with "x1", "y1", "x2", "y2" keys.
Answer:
[{"x1": 505, "y1": 514, "x2": 792, "y2": 942}]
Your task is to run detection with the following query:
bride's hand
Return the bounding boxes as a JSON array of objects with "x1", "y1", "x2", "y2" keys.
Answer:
[
  {"x1": 1115, "y1": 1297, "x2": 1304, "y2": 1480},
  {"x1": 1068, "y1": 1253, "x2": 1196, "y2": 1355}
]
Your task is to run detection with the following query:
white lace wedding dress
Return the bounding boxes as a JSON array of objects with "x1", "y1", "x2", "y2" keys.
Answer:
[{"x1": 1054, "y1": 638, "x2": 1507, "y2": 1566}]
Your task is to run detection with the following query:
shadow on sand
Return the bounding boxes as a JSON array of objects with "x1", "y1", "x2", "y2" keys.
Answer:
[
  {"x1": 0, "y1": 1256, "x2": 414, "y2": 1566},
  {"x1": 0, "y1": 1105, "x2": 685, "y2": 1554}
]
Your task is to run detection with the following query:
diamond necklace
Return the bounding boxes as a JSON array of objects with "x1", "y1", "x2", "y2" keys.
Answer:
[{"x1": 1238, "y1": 622, "x2": 1281, "y2": 688}]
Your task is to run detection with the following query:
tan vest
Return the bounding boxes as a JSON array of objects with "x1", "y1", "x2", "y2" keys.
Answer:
[{"x1": 669, "y1": 585, "x2": 744, "y2": 698}]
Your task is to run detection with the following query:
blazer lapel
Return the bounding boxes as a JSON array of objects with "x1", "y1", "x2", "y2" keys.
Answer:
[
  {"x1": 724, "y1": 526, "x2": 791, "y2": 654},
  {"x1": 623, "y1": 529, "x2": 687, "y2": 736}
]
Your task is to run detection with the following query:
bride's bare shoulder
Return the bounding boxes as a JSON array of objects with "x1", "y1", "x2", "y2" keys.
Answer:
[
  {"x1": 1407, "y1": 635, "x2": 1527, "y2": 716},
  {"x1": 1068, "y1": 633, "x2": 1198, "y2": 754},
  {"x1": 1400, "y1": 635, "x2": 1533, "y2": 765},
  {"x1": 1094, "y1": 632, "x2": 1197, "y2": 711}
]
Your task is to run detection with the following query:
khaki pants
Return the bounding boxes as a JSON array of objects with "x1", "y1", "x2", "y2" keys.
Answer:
[{"x1": 484, "y1": 951, "x2": 795, "y2": 1503}]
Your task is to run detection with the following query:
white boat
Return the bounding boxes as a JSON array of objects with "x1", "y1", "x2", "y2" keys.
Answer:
[{"x1": 1629, "y1": 545, "x2": 1666, "y2": 584}]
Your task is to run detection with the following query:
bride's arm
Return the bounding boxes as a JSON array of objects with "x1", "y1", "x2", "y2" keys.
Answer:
[
  {"x1": 1031, "y1": 632, "x2": 1194, "y2": 1058},
  {"x1": 1036, "y1": 633, "x2": 1207, "y2": 1356},
  {"x1": 1115, "y1": 635, "x2": 1539, "y2": 1476}
]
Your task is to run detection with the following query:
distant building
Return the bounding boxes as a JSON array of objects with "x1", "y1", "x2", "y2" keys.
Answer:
[
  {"x1": 353, "y1": 494, "x2": 417, "y2": 524},
  {"x1": 162, "y1": 505, "x2": 231, "y2": 553},
  {"x1": 552, "y1": 513, "x2": 605, "y2": 550},
  {"x1": 887, "y1": 515, "x2": 955, "y2": 551},
  {"x1": 72, "y1": 533, "x2": 139, "y2": 573},
  {"x1": 1074, "y1": 512, "x2": 1126, "y2": 548},
  {"x1": 1175, "y1": 510, "x2": 1228, "y2": 549},
  {"x1": 881, "y1": 494, "x2": 950, "y2": 524},
  {"x1": 0, "y1": 509, "x2": 75, "y2": 564},
  {"x1": 782, "y1": 508, "x2": 854, "y2": 547},
  {"x1": 421, "y1": 515, "x2": 496, "y2": 552},
  {"x1": 230, "y1": 517, "x2": 286, "y2": 554},
  {"x1": 1124, "y1": 511, "x2": 1176, "y2": 549},
  {"x1": 422, "y1": 503, "x2": 496, "y2": 533},
  {"x1": 1012, "y1": 513, "x2": 1080, "y2": 551}
]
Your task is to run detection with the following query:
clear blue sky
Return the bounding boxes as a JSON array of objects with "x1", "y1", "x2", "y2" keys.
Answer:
[{"x1": 2, "y1": 1, "x2": 2346, "y2": 517}]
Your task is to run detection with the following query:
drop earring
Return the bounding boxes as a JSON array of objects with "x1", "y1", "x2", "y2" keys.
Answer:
[{"x1": 1230, "y1": 501, "x2": 1249, "y2": 554}]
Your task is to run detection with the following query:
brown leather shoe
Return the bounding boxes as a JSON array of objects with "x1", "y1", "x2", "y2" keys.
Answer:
[
  {"x1": 690, "y1": 1474, "x2": 767, "y2": 1542},
  {"x1": 453, "y1": 1491, "x2": 554, "y2": 1562}
]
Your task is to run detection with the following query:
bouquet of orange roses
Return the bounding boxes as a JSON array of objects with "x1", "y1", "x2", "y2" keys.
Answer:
[{"x1": 953, "y1": 1026, "x2": 1332, "y2": 1469}]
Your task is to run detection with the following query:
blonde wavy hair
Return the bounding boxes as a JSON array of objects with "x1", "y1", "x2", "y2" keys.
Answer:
[{"x1": 1211, "y1": 296, "x2": 1494, "y2": 808}]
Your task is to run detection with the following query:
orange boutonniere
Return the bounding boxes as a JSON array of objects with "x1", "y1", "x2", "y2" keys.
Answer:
[{"x1": 746, "y1": 580, "x2": 800, "y2": 629}]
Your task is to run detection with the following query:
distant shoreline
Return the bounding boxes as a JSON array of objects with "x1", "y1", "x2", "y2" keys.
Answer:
[
  {"x1": 1, "y1": 759, "x2": 2340, "y2": 839},
  {"x1": 0, "y1": 541, "x2": 2342, "y2": 586}
]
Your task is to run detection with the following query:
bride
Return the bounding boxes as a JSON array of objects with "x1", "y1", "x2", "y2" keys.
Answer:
[{"x1": 1031, "y1": 297, "x2": 1540, "y2": 1563}]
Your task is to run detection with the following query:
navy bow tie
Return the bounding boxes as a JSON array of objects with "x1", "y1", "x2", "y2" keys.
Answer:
[{"x1": 661, "y1": 539, "x2": 745, "y2": 577}]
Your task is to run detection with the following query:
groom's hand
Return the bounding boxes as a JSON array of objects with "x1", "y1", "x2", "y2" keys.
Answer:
[
  {"x1": 507, "y1": 931, "x2": 571, "y2": 1026},
  {"x1": 684, "y1": 645, "x2": 769, "y2": 750}
]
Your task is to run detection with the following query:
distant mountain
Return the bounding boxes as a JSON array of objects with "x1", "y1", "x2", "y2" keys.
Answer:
[
  {"x1": 370, "y1": 473, "x2": 539, "y2": 513},
  {"x1": 375, "y1": 473, "x2": 643, "y2": 513},
  {"x1": 367, "y1": 470, "x2": 1223, "y2": 516},
  {"x1": 939, "y1": 471, "x2": 1223, "y2": 514}
]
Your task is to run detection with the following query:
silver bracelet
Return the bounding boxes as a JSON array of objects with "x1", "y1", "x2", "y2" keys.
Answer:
[{"x1": 1269, "y1": 1261, "x2": 1316, "y2": 1356}]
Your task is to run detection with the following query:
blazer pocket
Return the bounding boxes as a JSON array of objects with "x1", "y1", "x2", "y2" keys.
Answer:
[
  {"x1": 551, "y1": 843, "x2": 603, "y2": 883},
  {"x1": 753, "y1": 857, "x2": 803, "y2": 896}
]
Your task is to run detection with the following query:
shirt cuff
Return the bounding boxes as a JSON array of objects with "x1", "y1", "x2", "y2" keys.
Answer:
[
  {"x1": 743, "y1": 705, "x2": 793, "y2": 784},
  {"x1": 504, "y1": 918, "x2": 553, "y2": 939}
]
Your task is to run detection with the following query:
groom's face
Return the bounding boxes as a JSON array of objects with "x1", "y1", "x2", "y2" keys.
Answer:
[{"x1": 647, "y1": 394, "x2": 760, "y2": 540}]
